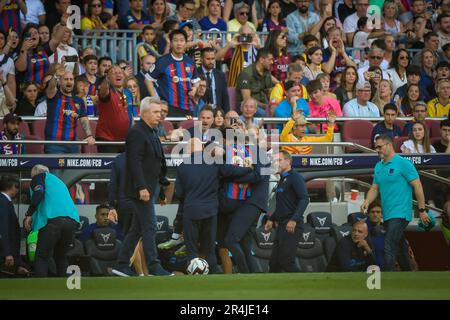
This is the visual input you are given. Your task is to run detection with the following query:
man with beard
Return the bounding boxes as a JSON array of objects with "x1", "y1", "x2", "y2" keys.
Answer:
[
  {"x1": 96, "y1": 65, "x2": 134, "y2": 153},
  {"x1": 286, "y1": 0, "x2": 324, "y2": 56},
  {"x1": 44, "y1": 70, "x2": 95, "y2": 154},
  {"x1": 0, "y1": 114, "x2": 24, "y2": 155},
  {"x1": 136, "y1": 54, "x2": 155, "y2": 99}
]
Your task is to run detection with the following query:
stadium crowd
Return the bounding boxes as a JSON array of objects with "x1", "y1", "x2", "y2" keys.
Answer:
[{"x1": 0, "y1": 0, "x2": 450, "y2": 276}]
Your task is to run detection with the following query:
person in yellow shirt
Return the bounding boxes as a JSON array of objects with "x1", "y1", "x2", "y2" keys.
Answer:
[
  {"x1": 427, "y1": 78, "x2": 450, "y2": 118},
  {"x1": 270, "y1": 63, "x2": 308, "y2": 110},
  {"x1": 280, "y1": 111, "x2": 336, "y2": 155}
]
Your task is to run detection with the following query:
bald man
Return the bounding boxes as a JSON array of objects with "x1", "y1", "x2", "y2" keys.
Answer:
[{"x1": 328, "y1": 221, "x2": 377, "y2": 272}]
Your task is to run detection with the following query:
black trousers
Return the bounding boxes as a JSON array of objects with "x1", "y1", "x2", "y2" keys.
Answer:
[
  {"x1": 173, "y1": 205, "x2": 183, "y2": 235},
  {"x1": 220, "y1": 197, "x2": 260, "y2": 273},
  {"x1": 118, "y1": 205, "x2": 134, "y2": 236},
  {"x1": 96, "y1": 137, "x2": 126, "y2": 154},
  {"x1": 183, "y1": 215, "x2": 218, "y2": 271},
  {"x1": 269, "y1": 222, "x2": 301, "y2": 273},
  {"x1": 35, "y1": 217, "x2": 79, "y2": 277}
]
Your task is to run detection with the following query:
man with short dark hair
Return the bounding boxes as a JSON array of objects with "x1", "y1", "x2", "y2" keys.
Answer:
[
  {"x1": 98, "y1": 57, "x2": 113, "y2": 77},
  {"x1": 370, "y1": 103, "x2": 402, "y2": 147},
  {"x1": 80, "y1": 204, "x2": 124, "y2": 242},
  {"x1": 166, "y1": 0, "x2": 200, "y2": 30},
  {"x1": 235, "y1": 48, "x2": 274, "y2": 115},
  {"x1": 433, "y1": 118, "x2": 450, "y2": 153},
  {"x1": 412, "y1": 31, "x2": 440, "y2": 66},
  {"x1": 402, "y1": 101, "x2": 428, "y2": 135},
  {"x1": 436, "y1": 13, "x2": 450, "y2": 47},
  {"x1": 361, "y1": 134, "x2": 430, "y2": 271},
  {"x1": 265, "y1": 150, "x2": 309, "y2": 272},
  {"x1": 0, "y1": 114, "x2": 24, "y2": 155},
  {"x1": 393, "y1": 65, "x2": 430, "y2": 102}
]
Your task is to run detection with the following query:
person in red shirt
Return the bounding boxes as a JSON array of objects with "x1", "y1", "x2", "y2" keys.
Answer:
[{"x1": 96, "y1": 65, "x2": 135, "y2": 153}]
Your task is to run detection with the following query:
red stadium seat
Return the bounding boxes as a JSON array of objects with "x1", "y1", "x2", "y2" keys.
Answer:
[
  {"x1": 162, "y1": 120, "x2": 174, "y2": 134},
  {"x1": 341, "y1": 120, "x2": 374, "y2": 152},
  {"x1": 18, "y1": 121, "x2": 31, "y2": 136},
  {"x1": 425, "y1": 120, "x2": 441, "y2": 138},
  {"x1": 23, "y1": 134, "x2": 44, "y2": 154},
  {"x1": 393, "y1": 136, "x2": 408, "y2": 153},
  {"x1": 394, "y1": 119, "x2": 406, "y2": 133},
  {"x1": 31, "y1": 119, "x2": 46, "y2": 139},
  {"x1": 227, "y1": 87, "x2": 237, "y2": 111},
  {"x1": 76, "y1": 120, "x2": 98, "y2": 153}
]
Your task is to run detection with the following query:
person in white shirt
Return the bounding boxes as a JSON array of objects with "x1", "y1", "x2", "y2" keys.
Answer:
[
  {"x1": 20, "y1": 0, "x2": 46, "y2": 26},
  {"x1": 386, "y1": 48, "x2": 409, "y2": 93},
  {"x1": 401, "y1": 121, "x2": 437, "y2": 154},
  {"x1": 343, "y1": 0, "x2": 370, "y2": 44},
  {"x1": 48, "y1": 24, "x2": 79, "y2": 73},
  {"x1": 343, "y1": 81, "x2": 380, "y2": 117},
  {"x1": 358, "y1": 47, "x2": 390, "y2": 86}
]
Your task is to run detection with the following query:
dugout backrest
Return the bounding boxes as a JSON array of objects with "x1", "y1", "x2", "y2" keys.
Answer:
[
  {"x1": 85, "y1": 228, "x2": 121, "y2": 276},
  {"x1": 251, "y1": 226, "x2": 277, "y2": 273},
  {"x1": 296, "y1": 225, "x2": 327, "y2": 272},
  {"x1": 325, "y1": 224, "x2": 354, "y2": 265},
  {"x1": 66, "y1": 238, "x2": 91, "y2": 276},
  {"x1": 156, "y1": 215, "x2": 171, "y2": 245},
  {"x1": 306, "y1": 212, "x2": 335, "y2": 262},
  {"x1": 75, "y1": 216, "x2": 90, "y2": 239}
]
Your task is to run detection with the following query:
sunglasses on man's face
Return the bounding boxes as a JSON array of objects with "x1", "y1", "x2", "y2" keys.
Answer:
[
  {"x1": 370, "y1": 56, "x2": 383, "y2": 60},
  {"x1": 240, "y1": 11, "x2": 249, "y2": 16}
]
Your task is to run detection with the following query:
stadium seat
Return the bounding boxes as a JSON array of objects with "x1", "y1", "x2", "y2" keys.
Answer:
[
  {"x1": 393, "y1": 136, "x2": 408, "y2": 153},
  {"x1": 76, "y1": 120, "x2": 98, "y2": 153},
  {"x1": 342, "y1": 120, "x2": 374, "y2": 152},
  {"x1": 75, "y1": 216, "x2": 90, "y2": 239},
  {"x1": 31, "y1": 119, "x2": 46, "y2": 139},
  {"x1": 250, "y1": 226, "x2": 276, "y2": 273},
  {"x1": 306, "y1": 212, "x2": 335, "y2": 262},
  {"x1": 425, "y1": 120, "x2": 441, "y2": 138},
  {"x1": 296, "y1": 225, "x2": 327, "y2": 272},
  {"x1": 179, "y1": 119, "x2": 194, "y2": 129},
  {"x1": 84, "y1": 228, "x2": 122, "y2": 276},
  {"x1": 66, "y1": 238, "x2": 91, "y2": 276},
  {"x1": 23, "y1": 134, "x2": 44, "y2": 154},
  {"x1": 18, "y1": 121, "x2": 31, "y2": 136},
  {"x1": 156, "y1": 215, "x2": 171, "y2": 245},
  {"x1": 227, "y1": 87, "x2": 237, "y2": 111},
  {"x1": 162, "y1": 120, "x2": 174, "y2": 134},
  {"x1": 325, "y1": 224, "x2": 354, "y2": 264},
  {"x1": 394, "y1": 119, "x2": 406, "y2": 133}
]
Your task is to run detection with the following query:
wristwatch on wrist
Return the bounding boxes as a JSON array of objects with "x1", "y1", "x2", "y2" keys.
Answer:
[{"x1": 419, "y1": 208, "x2": 427, "y2": 213}]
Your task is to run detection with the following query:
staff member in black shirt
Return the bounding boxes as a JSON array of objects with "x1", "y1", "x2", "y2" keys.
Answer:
[{"x1": 265, "y1": 150, "x2": 309, "y2": 273}]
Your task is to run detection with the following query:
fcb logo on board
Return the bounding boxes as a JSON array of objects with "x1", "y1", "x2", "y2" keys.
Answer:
[
  {"x1": 58, "y1": 159, "x2": 65, "y2": 167},
  {"x1": 302, "y1": 158, "x2": 308, "y2": 166}
]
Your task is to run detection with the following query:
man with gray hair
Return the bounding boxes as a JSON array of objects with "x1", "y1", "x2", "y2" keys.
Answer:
[
  {"x1": 23, "y1": 164, "x2": 80, "y2": 277},
  {"x1": 112, "y1": 97, "x2": 172, "y2": 277},
  {"x1": 357, "y1": 47, "x2": 391, "y2": 85}
]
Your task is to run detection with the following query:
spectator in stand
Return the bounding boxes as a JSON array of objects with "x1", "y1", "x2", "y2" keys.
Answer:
[
  {"x1": 81, "y1": 0, "x2": 118, "y2": 31},
  {"x1": 166, "y1": 0, "x2": 201, "y2": 30},
  {"x1": 303, "y1": 46, "x2": 324, "y2": 81},
  {"x1": 383, "y1": 34, "x2": 396, "y2": 66},
  {"x1": 197, "y1": 47, "x2": 230, "y2": 112},
  {"x1": 98, "y1": 56, "x2": 113, "y2": 77},
  {"x1": 213, "y1": 107, "x2": 225, "y2": 129},
  {"x1": 240, "y1": 97, "x2": 259, "y2": 127},
  {"x1": 436, "y1": 13, "x2": 450, "y2": 47},
  {"x1": 402, "y1": 101, "x2": 428, "y2": 135},
  {"x1": 125, "y1": 76, "x2": 141, "y2": 117},
  {"x1": 322, "y1": 27, "x2": 357, "y2": 76},
  {"x1": 199, "y1": 0, "x2": 227, "y2": 34},
  {"x1": 235, "y1": 48, "x2": 274, "y2": 116},
  {"x1": 427, "y1": 78, "x2": 450, "y2": 118},
  {"x1": 336, "y1": 0, "x2": 355, "y2": 26},
  {"x1": 401, "y1": 121, "x2": 436, "y2": 153},
  {"x1": 316, "y1": 73, "x2": 336, "y2": 100},
  {"x1": 157, "y1": 101, "x2": 172, "y2": 141},
  {"x1": 96, "y1": 65, "x2": 134, "y2": 153},
  {"x1": 16, "y1": 22, "x2": 65, "y2": 87},
  {"x1": 382, "y1": 0, "x2": 406, "y2": 37},
  {"x1": 38, "y1": 24, "x2": 49, "y2": 44},
  {"x1": 393, "y1": 65, "x2": 430, "y2": 105},
  {"x1": 261, "y1": 0, "x2": 287, "y2": 31},
  {"x1": 318, "y1": 16, "x2": 336, "y2": 49},
  {"x1": 44, "y1": 71, "x2": 95, "y2": 154},
  {"x1": 49, "y1": 23, "x2": 79, "y2": 73},
  {"x1": 371, "y1": 103, "x2": 402, "y2": 147},
  {"x1": 80, "y1": 204, "x2": 124, "y2": 243},
  {"x1": 0, "y1": 73, "x2": 15, "y2": 114},
  {"x1": 274, "y1": 80, "x2": 310, "y2": 119},
  {"x1": 80, "y1": 55, "x2": 99, "y2": 105},
  {"x1": 74, "y1": 76, "x2": 96, "y2": 117},
  {"x1": 306, "y1": 79, "x2": 342, "y2": 132},
  {"x1": 20, "y1": 0, "x2": 45, "y2": 26},
  {"x1": 120, "y1": 0, "x2": 155, "y2": 30},
  {"x1": 45, "y1": 0, "x2": 71, "y2": 33},
  {"x1": 78, "y1": 47, "x2": 95, "y2": 75},
  {"x1": 192, "y1": 75, "x2": 207, "y2": 116},
  {"x1": 223, "y1": 0, "x2": 258, "y2": 28},
  {"x1": 136, "y1": 54, "x2": 155, "y2": 99},
  {"x1": 406, "y1": 15, "x2": 429, "y2": 50},
  {"x1": 343, "y1": 0, "x2": 370, "y2": 44},
  {"x1": 328, "y1": 221, "x2": 377, "y2": 272},
  {"x1": 15, "y1": 81, "x2": 39, "y2": 116},
  {"x1": 148, "y1": 29, "x2": 200, "y2": 117},
  {"x1": 352, "y1": 17, "x2": 385, "y2": 48},
  {"x1": 280, "y1": 110, "x2": 335, "y2": 154},
  {"x1": 412, "y1": 32, "x2": 440, "y2": 67},
  {"x1": 372, "y1": 79, "x2": 394, "y2": 115},
  {"x1": 149, "y1": 0, "x2": 168, "y2": 30},
  {"x1": 269, "y1": 62, "x2": 308, "y2": 109},
  {"x1": 285, "y1": 0, "x2": 321, "y2": 56},
  {"x1": 343, "y1": 81, "x2": 380, "y2": 117},
  {"x1": 357, "y1": 47, "x2": 390, "y2": 86},
  {"x1": 181, "y1": 20, "x2": 208, "y2": 68},
  {"x1": 335, "y1": 65, "x2": 358, "y2": 107},
  {"x1": 156, "y1": 20, "x2": 179, "y2": 56},
  {"x1": 136, "y1": 26, "x2": 160, "y2": 61},
  {"x1": 2, "y1": 28, "x2": 19, "y2": 64},
  {"x1": 397, "y1": 83, "x2": 421, "y2": 117},
  {"x1": 0, "y1": 0, "x2": 27, "y2": 34},
  {"x1": 216, "y1": 24, "x2": 261, "y2": 87},
  {"x1": 0, "y1": 113, "x2": 24, "y2": 155},
  {"x1": 433, "y1": 118, "x2": 450, "y2": 153},
  {"x1": 387, "y1": 49, "x2": 409, "y2": 93},
  {"x1": 408, "y1": 0, "x2": 433, "y2": 31},
  {"x1": 265, "y1": 29, "x2": 289, "y2": 84},
  {"x1": 227, "y1": 2, "x2": 257, "y2": 39}
]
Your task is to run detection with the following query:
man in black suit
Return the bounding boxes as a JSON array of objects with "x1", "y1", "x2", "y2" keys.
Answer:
[
  {"x1": 0, "y1": 176, "x2": 27, "y2": 276},
  {"x1": 198, "y1": 48, "x2": 230, "y2": 113},
  {"x1": 135, "y1": 54, "x2": 156, "y2": 100},
  {"x1": 112, "y1": 97, "x2": 172, "y2": 277}
]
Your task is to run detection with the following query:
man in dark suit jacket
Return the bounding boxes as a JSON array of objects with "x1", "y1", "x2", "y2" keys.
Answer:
[
  {"x1": 0, "y1": 176, "x2": 23, "y2": 276},
  {"x1": 135, "y1": 54, "x2": 156, "y2": 100},
  {"x1": 198, "y1": 47, "x2": 230, "y2": 112},
  {"x1": 112, "y1": 97, "x2": 172, "y2": 277}
]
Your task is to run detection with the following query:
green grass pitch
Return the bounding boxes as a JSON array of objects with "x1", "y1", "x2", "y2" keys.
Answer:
[{"x1": 1, "y1": 272, "x2": 449, "y2": 300}]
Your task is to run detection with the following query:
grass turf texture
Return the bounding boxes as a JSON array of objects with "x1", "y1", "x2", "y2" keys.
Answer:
[{"x1": 1, "y1": 272, "x2": 449, "y2": 300}]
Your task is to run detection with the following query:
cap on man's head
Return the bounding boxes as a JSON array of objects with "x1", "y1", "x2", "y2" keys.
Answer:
[
  {"x1": 294, "y1": 115, "x2": 311, "y2": 126},
  {"x1": 356, "y1": 81, "x2": 371, "y2": 91},
  {"x1": 284, "y1": 80, "x2": 300, "y2": 91},
  {"x1": 3, "y1": 113, "x2": 22, "y2": 125},
  {"x1": 179, "y1": 20, "x2": 194, "y2": 29}
]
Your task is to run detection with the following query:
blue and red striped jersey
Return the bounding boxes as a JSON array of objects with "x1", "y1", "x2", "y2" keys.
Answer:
[
  {"x1": 25, "y1": 43, "x2": 52, "y2": 85},
  {"x1": 0, "y1": 0, "x2": 21, "y2": 34},
  {"x1": 149, "y1": 54, "x2": 199, "y2": 112},
  {"x1": 223, "y1": 145, "x2": 252, "y2": 200},
  {"x1": 270, "y1": 53, "x2": 290, "y2": 84},
  {"x1": 45, "y1": 91, "x2": 87, "y2": 141}
]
